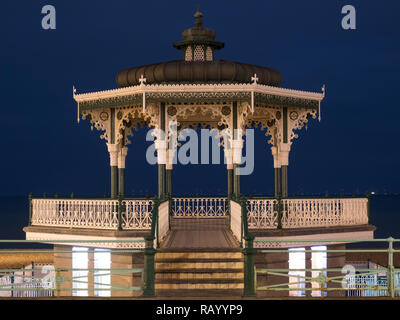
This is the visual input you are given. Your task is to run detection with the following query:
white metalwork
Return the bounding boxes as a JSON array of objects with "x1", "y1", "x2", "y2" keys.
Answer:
[
  {"x1": 31, "y1": 197, "x2": 368, "y2": 230},
  {"x1": 0, "y1": 265, "x2": 55, "y2": 298},
  {"x1": 345, "y1": 274, "x2": 400, "y2": 297},
  {"x1": 121, "y1": 200, "x2": 153, "y2": 229},
  {"x1": 73, "y1": 81, "x2": 324, "y2": 102},
  {"x1": 10, "y1": 281, "x2": 54, "y2": 298},
  {"x1": 171, "y1": 198, "x2": 227, "y2": 217},
  {"x1": 31, "y1": 199, "x2": 153, "y2": 230},
  {"x1": 247, "y1": 199, "x2": 278, "y2": 229},
  {"x1": 138, "y1": 74, "x2": 147, "y2": 85},
  {"x1": 158, "y1": 200, "x2": 169, "y2": 242},
  {"x1": 251, "y1": 74, "x2": 259, "y2": 84},
  {"x1": 281, "y1": 198, "x2": 369, "y2": 228}
]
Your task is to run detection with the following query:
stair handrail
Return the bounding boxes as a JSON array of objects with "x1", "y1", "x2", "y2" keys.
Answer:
[
  {"x1": 231, "y1": 194, "x2": 256, "y2": 297},
  {"x1": 142, "y1": 196, "x2": 161, "y2": 297}
]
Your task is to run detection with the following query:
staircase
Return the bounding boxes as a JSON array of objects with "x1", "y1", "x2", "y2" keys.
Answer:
[
  {"x1": 155, "y1": 249, "x2": 244, "y2": 297},
  {"x1": 154, "y1": 216, "x2": 244, "y2": 296}
]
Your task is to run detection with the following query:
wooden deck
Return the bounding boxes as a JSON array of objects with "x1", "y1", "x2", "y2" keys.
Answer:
[{"x1": 161, "y1": 218, "x2": 239, "y2": 249}]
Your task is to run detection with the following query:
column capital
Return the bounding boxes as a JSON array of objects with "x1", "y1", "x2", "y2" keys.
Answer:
[
  {"x1": 118, "y1": 146, "x2": 128, "y2": 169},
  {"x1": 278, "y1": 142, "x2": 291, "y2": 167},
  {"x1": 107, "y1": 143, "x2": 120, "y2": 167},
  {"x1": 271, "y1": 145, "x2": 280, "y2": 168},
  {"x1": 271, "y1": 143, "x2": 291, "y2": 168}
]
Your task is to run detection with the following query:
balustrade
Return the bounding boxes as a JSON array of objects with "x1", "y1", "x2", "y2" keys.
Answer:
[
  {"x1": 171, "y1": 198, "x2": 228, "y2": 217},
  {"x1": 31, "y1": 198, "x2": 153, "y2": 230}
]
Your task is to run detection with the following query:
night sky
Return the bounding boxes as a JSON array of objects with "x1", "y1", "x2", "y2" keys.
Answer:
[{"x1": 1, "y1": 0, "x2": 399, "y2": 197}]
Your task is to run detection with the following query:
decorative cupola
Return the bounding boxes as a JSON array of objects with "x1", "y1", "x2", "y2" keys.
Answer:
[
  {"x1": 173, "y1": 6, "x2": 224, "y2": 61},
  {"x1": 115, "y1": 7, "x2": 282, "y2": 87}
]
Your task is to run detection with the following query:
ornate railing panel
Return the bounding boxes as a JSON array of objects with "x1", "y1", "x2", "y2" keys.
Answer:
[
  {"x1": 281, "y1": 198, "x2": 368, "y2": 228},
  {"x1": 247, "y1": 199, "x2": 278, "y2": 229},
  {"x1": 254, "y1": 238, "x2": 400, "y2": 298},
  {"x1": 346, "y1": 274, "x2": 390, "y2": 297},
  {"x1": 121, "y1": 200, "x2": 153, "y2": 230},
  {"x1": 171, "y1": 198, "x2": 228, "y2": 218},
  {"x1": 31, "y1": 197, "x2": 368, "y2": 230},
  {"x1": 31, "y1": 199, "x2": 153, "y2": 230}
]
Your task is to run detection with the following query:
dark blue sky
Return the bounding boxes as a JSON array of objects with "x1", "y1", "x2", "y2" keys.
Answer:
[{"x1": 1, "y1": 0, "x2": 399, "y2": 197}]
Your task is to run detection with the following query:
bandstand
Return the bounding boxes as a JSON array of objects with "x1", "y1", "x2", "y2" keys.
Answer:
[{"x1": 23, "y1": 8, "x2": 375, "y2": 298}]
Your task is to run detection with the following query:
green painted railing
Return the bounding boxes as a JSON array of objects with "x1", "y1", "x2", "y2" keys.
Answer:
[
  {"x1": 231, "y1": 196, "x2": 256, "y2": 297},
  {"x1": 253, "y1": 238, "x2": 400, "y2": 298},
  {"x1": 0, "y1": 239, "x2": 147, "y2": 298},
  {"x1": 142, "y1": 197, "x2": 160, "y2": 298},
  {"x1": 142, "y1": 196, "x2": 169, "y2": 297},
  {"x1": 29, "y1": 195, "x2": 154, "y2": 231}
]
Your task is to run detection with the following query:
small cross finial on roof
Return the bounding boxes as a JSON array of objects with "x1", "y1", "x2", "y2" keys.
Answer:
[
  {"x1": 251, "y1": 73, "x2": 259, "y2": 84},
  {"x1": 139, "y1": 74, "x2": 147, "y2": 85},
  {"x1": 322, "y1": 84, "x2": 326, "y2": 93}
]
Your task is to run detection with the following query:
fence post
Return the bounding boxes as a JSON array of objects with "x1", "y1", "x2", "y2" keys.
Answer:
[
  {"x1": 55, "y1": 269, "x2": 61, "y2": 297},
  {"x1": 142, "y1": 236, "x2": 156, "y2": 297},
  {"x1": 243, "y1": 235, "x2": 256, "y2": 297},
  {"x1": 388, "y1": 237, "x2": 395, "y2": 298},
  {"x1": 10, "y1": 273, "x2": 14, "y2": 298},
  {"x1": 117, "y1": 193, "x2": 123, "y2": 231},
  {"x1": 277, "y1": 194, "x2": 282, "y2": 229},
  {"x1": 155, "y1": 197, "x2": 160, "y2": 249}
]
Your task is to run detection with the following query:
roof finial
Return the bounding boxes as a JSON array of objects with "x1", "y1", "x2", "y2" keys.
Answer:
[{"x1": 194, "y1": 4, "x2": 203, "y2": 27}]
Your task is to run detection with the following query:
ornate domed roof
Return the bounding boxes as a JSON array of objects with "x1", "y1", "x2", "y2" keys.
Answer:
[{"x1": 116, "y1": 7, "x2": 282, "y2": 88}]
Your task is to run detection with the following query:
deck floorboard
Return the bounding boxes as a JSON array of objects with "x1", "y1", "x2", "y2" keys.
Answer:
[{"x1": 162, "y1": 218, "x2": 239, "y2": 249}]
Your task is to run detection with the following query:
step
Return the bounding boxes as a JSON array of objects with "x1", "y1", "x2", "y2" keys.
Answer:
[
  {"x1": 156, "y1": 258, "x2": 243, "y2": 263},
  {"x1": 154, "y1": 249, "x2": 244, "y2": 292},
  {"x1": 155, "y1": 282, "x2": 244, "y2": 290},
  {"x1": 155, "y1": 261, "x2": 243, "y2": 270},
  {"x1": 155, "y1": 270, "x2": 244, "y2": 280},
  {"x1": 156, "y1": 251, "x2": 242, "y2": 260}
]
